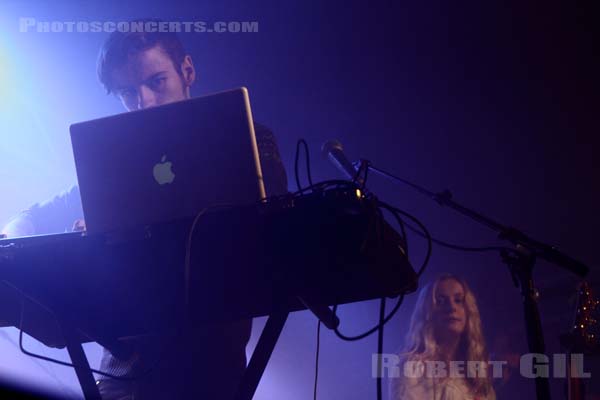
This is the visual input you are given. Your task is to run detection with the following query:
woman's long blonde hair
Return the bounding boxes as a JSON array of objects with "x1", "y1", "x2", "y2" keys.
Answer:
[{"x1": 400, "y1": 274, "x2": 494, "y2": 397}]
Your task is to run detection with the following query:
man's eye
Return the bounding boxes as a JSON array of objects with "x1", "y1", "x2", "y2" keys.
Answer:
[{"x1": 150, "y1": 77, "x2": 166, "y2": 90}]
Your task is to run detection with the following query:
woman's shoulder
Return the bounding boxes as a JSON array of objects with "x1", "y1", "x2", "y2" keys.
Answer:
[
  {"x1": 442, "y1": 378, "x2": 496, "y2": 400},
  {"x1": 389, "y1": 375, "x2": 433, "y2": 400},
  {"x1": 388, "y1": 354, "x2": 434, "y2": 400}
]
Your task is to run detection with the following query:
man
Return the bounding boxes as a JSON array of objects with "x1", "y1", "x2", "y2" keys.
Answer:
[{"x1": 2, "y1": 27, "x2": 287, "y2": 399}]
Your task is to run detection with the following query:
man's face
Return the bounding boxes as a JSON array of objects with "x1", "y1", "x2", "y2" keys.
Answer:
[{"x1": 111, "y1": 45, "x2": 195, "y2": 111}]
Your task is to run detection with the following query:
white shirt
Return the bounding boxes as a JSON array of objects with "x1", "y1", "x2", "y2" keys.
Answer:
[{"x1": 390, "y1": 376, "x2": 495, "y2": 400}]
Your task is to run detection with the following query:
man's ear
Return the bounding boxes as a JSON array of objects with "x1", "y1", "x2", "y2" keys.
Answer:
[{"x1": 181, "y1": 55, "x2": 196, "y2": 86}]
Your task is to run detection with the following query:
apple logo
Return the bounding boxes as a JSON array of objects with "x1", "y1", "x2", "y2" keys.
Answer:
[{"x1": 153, "y1": 154, "x2": 175, "y2": 185}]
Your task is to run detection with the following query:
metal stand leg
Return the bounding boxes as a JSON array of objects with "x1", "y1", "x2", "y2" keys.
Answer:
[
  {"x1": 504, "y1": 249, "x2": 552, "y2": 400},
  {"x1": 64, "y1": 331, "x2": 101, "y2": 400},
  {"x1": 234, "y1": 312, "x2": 289, "y2": 400}
]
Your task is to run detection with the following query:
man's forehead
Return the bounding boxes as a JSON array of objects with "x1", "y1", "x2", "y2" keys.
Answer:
[{"x1": 111, "y1": 46, "x2": 176, "y2": 87}]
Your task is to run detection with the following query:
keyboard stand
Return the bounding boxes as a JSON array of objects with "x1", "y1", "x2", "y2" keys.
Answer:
[
  {"x1": 234, "y1": 312, "x2": 289, "y2": 400},
  {"x1": 63, "y1": 326, "x2": 101, "y2": 400}
]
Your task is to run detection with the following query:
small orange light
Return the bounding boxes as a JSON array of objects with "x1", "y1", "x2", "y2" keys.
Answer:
[{"x1": 355, "y1": 189, "x2": 362, "y2": 199}]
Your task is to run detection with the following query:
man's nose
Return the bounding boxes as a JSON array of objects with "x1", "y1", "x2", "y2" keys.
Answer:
[{"x1": 137, "y1": 86, "x2": 156, "y2": 110}]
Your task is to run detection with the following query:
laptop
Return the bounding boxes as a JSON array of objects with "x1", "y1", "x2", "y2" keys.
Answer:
[{"x1": 70, "y1": 87, "x2": 266, "y2": 234}]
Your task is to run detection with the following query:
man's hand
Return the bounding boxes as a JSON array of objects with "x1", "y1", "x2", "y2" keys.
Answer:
[{"x1": 72, "y1": 219, "x2": 86, "y2": 232}]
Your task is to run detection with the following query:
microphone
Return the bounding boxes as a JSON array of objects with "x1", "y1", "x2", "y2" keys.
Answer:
[{"x1": 321, "y1": 140, "x2": 362, "y2": 184}]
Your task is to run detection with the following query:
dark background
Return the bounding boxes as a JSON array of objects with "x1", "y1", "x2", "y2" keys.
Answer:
[{"x1": 0, "y1": 1, "x2": 597, "y2": 398}]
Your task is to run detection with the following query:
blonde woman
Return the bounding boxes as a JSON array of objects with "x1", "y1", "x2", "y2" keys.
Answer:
[{"x1": 390, "y1": 275, "x2": 496, "y2": 400}]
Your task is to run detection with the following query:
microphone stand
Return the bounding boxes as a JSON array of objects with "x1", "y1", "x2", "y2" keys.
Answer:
[{"x1": 359, "y1": 161, "x2": 589, "y2": 400}]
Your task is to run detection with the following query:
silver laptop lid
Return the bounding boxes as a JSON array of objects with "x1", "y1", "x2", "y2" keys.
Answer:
[{"x1": 70, "y1": 87, "x2": 265, "y2": 233}]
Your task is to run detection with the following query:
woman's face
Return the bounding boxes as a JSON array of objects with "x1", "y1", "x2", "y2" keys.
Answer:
[{"x1": 432, "y1": 279, "x2": 467, "y2": 338}]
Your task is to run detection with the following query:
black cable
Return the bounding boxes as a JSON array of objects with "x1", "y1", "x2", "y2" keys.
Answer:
[
  {"x1": 330, "y1": 200, "x2": 416, "y2": 342},
  {"x1": 381, "y1": 203, "x2": 516, "y2": 255},
  {"x1": 18, "y1": 328, "x2": 130, "y2": 380},
  {"x1": 313, "y1": 321, "x2": 321, "y2": 400},
  {"x1": 332, "y1": 295, "x2": 404, "y2": 342},
  {"x1": 378, "y1": 202, "x2": 432, "y2": 277},
  {"x1": 291, "y1": 179, "x2": 360, "y2": 197},
  {"x1": 302, "y1": 140, "x2": 314, "y2": 188},
  {"x1": 294, "y1": 140, "x2": 303, "y2": 191},
  {"x1": 294, "y1": 139, "x2": 314, "y2": 190},
  {"x1": 16, "y1": 202, "x2": 245, "y2": 382},
  {"x1": 378, "y1": 204, "x2": 408, "y2": 257},
  {"x1": 364, "y1": 163, "x2": 524, "y2": 258},
  {"x1": 17, "y1": 325, "x2": 185, "y2": 383},
  {"x1": 396, "y1": 213, "x2": 408, "y2": 256},
  {"x1": 0, "y1": 330, "x2": 79, "y2": 398},
  {"x1": 382, "y1": 202, "x2": 513, "y2": 275},
  {"x1": 376, "y1": 297, "x2": 385, "y2": 400},
  {"x1": 15, "y1": 201, "x2": 246, "y2": 385},
  {"x1": 16, "y1": 298, "x2": 149, "y2": 381},
  {"x1": 411, "y1": 225, "x2": 515, "y2": 254},
  {"x1": 427, "y1": 236, "x2": 514, "y2": 254},
  {"x1": 362, "y1": 161, "x2": 369, "y2": 191}
]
